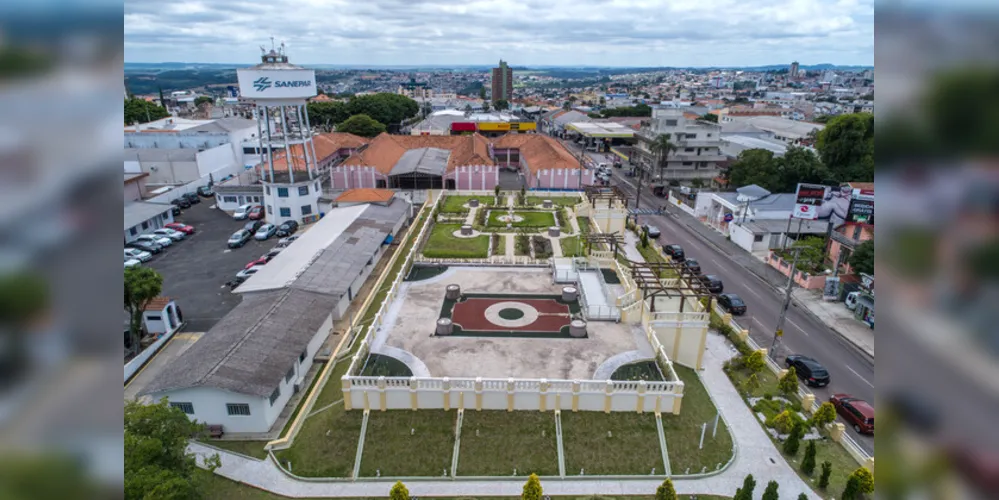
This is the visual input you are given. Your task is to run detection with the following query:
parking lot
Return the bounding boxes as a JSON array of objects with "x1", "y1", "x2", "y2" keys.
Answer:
[{"x1": 144, "y1": 201, "x2": 286, "y2": 333}]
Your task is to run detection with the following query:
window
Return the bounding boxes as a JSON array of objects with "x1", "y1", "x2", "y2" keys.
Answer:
[
  {"x1": 280, "y1": 207, "x2": 291, "y2": 217},
  {"x1": 665, "y1": 119, "x2": 678, "y2": 126},
  {"x1": 299, "y1": 349, "x2": 307, "y2": 363},
  {"x1": 277, "y1": 187, "x2": 288, "y2": 198},
  {"x1": 315, "y1": 182, "x2": 320, "y2": 191},
  {"x1": 301, "y1": 205, "x2": 313, "y2": 216},
  {"x1": 224, "y1": 196, "x2": 237, "y2": 203},
  {"x1": 685, "y1": 148, "x2": 695, "y2": 152},
  {"x1": 754, "y1": 234, "x2": 764, "y2": 242},
  {"x1": 265, "y1": 186, "x2": 271, "y2": 195},
  {"x1": 707, "y1": 133, "x2": 713, "y2": 138},
  {"x1": 146, "y1": 315, "x2": 162, "y2": 321},
  {"x1": 285, "y1": 366, "x2": 295, "y2": 383},
  {"x1": 682, "y1": 162, "x2": 693, "y2": 166},
  {"x1": 852, "y1": 225, "x2": 863, "y2": 240},
  {"x1": 267, "y1": 205, "x2": 273, "y2": 214},
  {"x1": 253, "y1": 196, "x2": 260, "y2": 203},
  {"x1": 298, "y1": 185, "x2": 309, "y2": 196},
  {"x1": 129, "y1": 227, "x2": 138, "y2": 236},
  {"x1": 268, "y1": 387, "x2": 281, "y2": 406},
  {"x1": 226, "y1": 403, "x2": 251, "y2": 416},
  {"x1": 170, "y1": 402, "x2": 194, "y2": 414},
  {"x1": 141, "y1": 221, "x2": 149, "y2": 230}
]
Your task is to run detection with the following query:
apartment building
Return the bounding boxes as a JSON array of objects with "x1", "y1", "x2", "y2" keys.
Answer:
[{"x1": 632, "y1": 108, "x2": 725, "y2": 185}]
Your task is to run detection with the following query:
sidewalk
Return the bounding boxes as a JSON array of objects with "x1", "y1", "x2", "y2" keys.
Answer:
[
  {"x1": 792, "y1": 289, "x2": 874, "y2": 356},
  {"x1": 190, "y1": 333, "x2": 817, "y2": 499}
]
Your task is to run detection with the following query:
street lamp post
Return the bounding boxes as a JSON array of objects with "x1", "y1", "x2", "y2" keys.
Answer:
[{"x1": 770, "y1": 246, "x2": 802, "y2": 359}]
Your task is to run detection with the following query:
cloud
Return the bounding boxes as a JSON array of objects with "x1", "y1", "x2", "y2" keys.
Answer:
[{"x1": 124, "y1": 0, "x2": 873, "y2": 66}]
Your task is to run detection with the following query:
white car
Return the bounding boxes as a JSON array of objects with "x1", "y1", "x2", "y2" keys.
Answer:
[
  {"x1": 152, "y1": 228, "x2": 186, "y2": 241},
  {"x1": 254, "y1": 223, "x2": 277, "y2": 241},
  {"x1": 124, "y1": 248, "x2": 152, "y2": 262},
  {"x1": 125, "y1": 258, "x2": 142, "y2": 268},
  {"x1": 276, "y1": 235, "x2": 300, "y2": 247},
  {"x1": 135, "y1": 234, "x2": 172, "y2": 247},
  {"x1": 235, "y1": 265, "x2": 264, "y2": 280},
  {"x1": 232, "y1": 204, "x2": 255, "y2": 220}
]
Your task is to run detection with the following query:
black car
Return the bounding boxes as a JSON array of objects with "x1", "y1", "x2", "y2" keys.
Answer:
[
  {"x1": 171, "y1": 206, "x2": 182, "y2": 216},
  {"x1": 244, "y1": 220, "x2": 264, "y2": 233},
  {"x1": 683, "y1": 258, "x2": 701, "y2": 274},
  {"x1": 182, "y1": 192, "x2": 200, "y2": 204},
  {"x1": 717, "y1": 293, "x2": 746, "y2": 315},
  {"x1": 641, "y1": 224, "x2": 661, "y2": 239},
  {"x1": 197, "y1": 185, "x2": 214, "y2": 197},
  {"x1": 275, "y1": 220, "x2": 299, "y2": 237},
  {"x1": 698, "y1": 274, "x2": 724, "y2": 294},
  {"x1": 127, "y1": 240, "x2": 162, "y2": 254},
  {"x1": 171, "y1": 197, "x2": 191, "y2": 209},
  {"x1": 226, "y1": 276, "x2": 246, "y2": 290},
  {"x1": 662, "y1": 244, "x2": 685, "y2": 261},
  {"x1": 785, "y1": 354, "x2": 830, "y2": 387}
]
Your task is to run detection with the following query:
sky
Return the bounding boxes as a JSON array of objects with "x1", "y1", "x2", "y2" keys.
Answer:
[{"x1": 124, "y1": 0, "x2": 874, "y2": 67}]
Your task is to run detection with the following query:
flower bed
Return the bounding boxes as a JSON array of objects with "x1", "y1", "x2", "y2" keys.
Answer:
[
  {"x1": 531, "y1": 235, "x2": 553, "y2": 259},
  {"x1": 421, "y1": 224, "x2": 489, "y2": 259},
  {"x1": 486, "y1": 210, "x2": 556, "y2": 228}
]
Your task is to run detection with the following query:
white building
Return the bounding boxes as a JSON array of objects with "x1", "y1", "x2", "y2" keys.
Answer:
[
  {"x1": 632, "y1": 108, "x2": 725, "y2": 185},
  {"x1": 140, "y1": 199, "x2": 410, "y2": 434},
  {"x1": 690, "y1": 189, "x2": 829, "y2": 254},
  {"x1": 124, "y1": 201, "x2": 174, "y2": 244},
  {"x1": 725, "y1": 116, "x2": 824, "y2": 146}
]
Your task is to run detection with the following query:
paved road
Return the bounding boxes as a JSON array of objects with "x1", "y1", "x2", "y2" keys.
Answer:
[{"x1": 564, "y1": 141, "x2": 876, "y2": 454}]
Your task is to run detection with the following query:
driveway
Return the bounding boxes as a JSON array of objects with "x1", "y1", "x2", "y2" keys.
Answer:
[{"x1": 145, "y1": 201, "x2": 285, "y2": 333}]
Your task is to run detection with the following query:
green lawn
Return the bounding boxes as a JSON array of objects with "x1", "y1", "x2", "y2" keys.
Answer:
[
  {"x1": 200, "y1": 440, "x2": 268, "y2": 460},
  {"x1": 486, "y1": 210, "x2": 556, "y2": 228},
  {"x1": 457, "y1": 410, "x2": 559, "y2": 476},
  {"x1": 577, "y1": 216, "x2": 591, "y2": 236},
  {"x1": 359, "y1": 410, "x2": 457, "y2": 477},
  {"x1": 525, "y1": 196, "x2": 581, "y2": 208},
  {"x1": 610, "y1": 361, "x2": 664, "y2": 381},
  {"x1": 561, "y1": 412, "x2": 664, "y2": 475},
  {"x1": 359, "y1": 353, "x2": 413, "y2": 377},
  {"x1": 661, "y1": 366, "x2": 734, "y2": 474},
  {"x1": 440, "y1": 195, "x2": 480, "y2": 213},
  {"x1": 561, "y1": 236, "x2": 584, "y2": 257},
  {"x1": 422, "y1": 224, "x2": 490, "y2": 258},
  {"x1": 272, "y1": 401, "x2": 363, "y2": 477}
]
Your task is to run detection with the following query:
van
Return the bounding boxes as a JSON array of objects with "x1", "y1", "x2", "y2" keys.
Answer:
[
  {"x1": 598, "y1": 162, "x2": 609, "y2": 169},
  {"x1": 845, "y1": 291, "x2": 859, "y2": 310}
]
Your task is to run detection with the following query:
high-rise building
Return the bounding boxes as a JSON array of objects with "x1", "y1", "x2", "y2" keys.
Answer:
[
  {"x1": 491, "y1": 59, "x2": 513, "y2": 102},
  {"x1": 790, "y1": 61, "x2": 800, "y2": 79}
]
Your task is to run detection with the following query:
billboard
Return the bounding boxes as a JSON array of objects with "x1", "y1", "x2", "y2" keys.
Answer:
[
  {"x1": 846, "y1": 188, "x2": 874, "y2": 225},
  {"x1": 236, "y1": 68, "x2": 317, "y2": 100},
  {"x1": 478, "y1": 122, "x2": 511, "y2": 131},
  {"x1": 795, "y1": 183, "x2": 870, "y2": 227},
  {"x1": 792, "y1": 183, "x2": 828, "y2": 219}
]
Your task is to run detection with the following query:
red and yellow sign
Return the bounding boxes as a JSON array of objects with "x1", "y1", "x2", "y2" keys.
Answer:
[{"x1": 476, "y1": 122, "x2": 536, "y2": 132}]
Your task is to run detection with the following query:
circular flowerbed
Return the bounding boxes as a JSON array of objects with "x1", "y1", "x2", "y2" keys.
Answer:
[{"x1": 498, "y1": 308, "x2": 525, "y2": 320}]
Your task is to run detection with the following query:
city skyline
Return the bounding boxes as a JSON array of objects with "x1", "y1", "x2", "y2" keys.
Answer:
[{"x1": 124, "y1": 0, "x2": 874, "y2": 67}]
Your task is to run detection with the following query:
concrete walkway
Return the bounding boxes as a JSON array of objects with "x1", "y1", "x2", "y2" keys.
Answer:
[
  {"x1": 504, "y1": 234, "x2": 515, "y2": 258},
  {"x1": 566, "y1": 207, "x2": 582, "y2": 234},
  {"x1": 191, "y1": 332, "x2": 818, "y2": 499},
  {"x1": 622, "y1": 230, "x2": 646, "y2": 263},
  {"x1": 793, "y1": 288, "x2": 874, "y2": 356}
]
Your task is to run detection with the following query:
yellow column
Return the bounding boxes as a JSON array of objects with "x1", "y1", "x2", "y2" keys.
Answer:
[
  {"x1": 475, "y1": 377, "x2": 483, "y2": 411},
  {"x1": 377, "y1": 376, "x2": 387, "y2": 411},
  {"x1": 409, "y1": 377, "x2": 418, "y2": 411},
  {"x1": 636, "y1": 380, "x2": 646, "y2": 413},
  {"x1": 442, "y1": 377, "x2": 451, "y2": 411},
  {"x1": 801, "y1": 394, "x2": 815, "y2": 412},
  {"x1": 539, "y1": 379, "x2": 549, "y2": 412},
  {"x1": 864, "y1": 458, "x2": 875, "y2": 474},
  {"x1": 571, "y1": 380, "x2": 580, "y2": 412},
  {"x1": 342, "y1": 377, "x2": 353, "y2": 411},
  {"x1": 672, "y1": 394, "x2": 683, "y2": 415},
  {"x1": 778, "y1": 368, "x2": 789, "y2": 378},
  {"x1": 672, "y1": 325, "x2": 682, "y2": 360},
  {"x1": 507, "y1": 378, "x2": 515, "y2": 412},
  {"x1": 737, "y1": 328, "x2": 749, "y2": 342},
  {"x1": 695, "y1": 326, "x2": 708, "y2": 370},
  {"x1": 829, "y1": 423, "x2": 846, "y2": 442},
  {"x1": 603, "y1": 381, "x2": 613, "y2": 413}
]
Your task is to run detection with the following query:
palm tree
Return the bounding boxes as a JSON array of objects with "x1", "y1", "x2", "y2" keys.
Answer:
[{"x1": 649, "y1": 133, "x2": 677, "y2": 183}]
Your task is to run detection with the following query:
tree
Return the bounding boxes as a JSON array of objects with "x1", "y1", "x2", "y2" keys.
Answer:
[
  {"x1": 690, "y1": 178, "x2": 705, "y2": 189},
  {"x1": 124, "y1": 267, "x2": 163, "y2": 355},
  {"x1": 777, "y1": 147, "x2": 830, "y2": 193},
  {"x1": 389, "y1": 481, "x2": 410, "y2": 500},
  {"x1": 848, "y1": 467, "x2": 874, "y2": 495},
  {"x1": 562, "y1": 101, "x2": 571, "y2": 110},
  {"x1": 194, "y1": 96, "x2": 214, "y2": 107},
  {"x1": 923, "y1": 67, "x2": 999, "y2": 158},
  {"x1": 778, "y1": 366, "x2": 798, "y2": 397},
  {"x1": 815, "y1": 113, "x2": 874, "y2": 183},
  {"x1": 700, "y1": 113, "x2": 718, "y2": 123},
  {"x1": 655, "y1": 478, "x2": 677, "y2": 500},
  {"x1": 479, "y1": 86, "x2": 487, "y2": 100},
  {"x1": 726, "y1": 149, "x2": 779, "y2": 191},
  {"x1": 819, "y1": 461, "x2": 833, "y2": 489},
  {"x1": 848, "y1": 239, "x2": 874, "y2": 275},
  {"x1": 841, "y1": 475, "x2": 861, "y2": 500},
  {"x1": 482, "y1": 100, "x2": 491, "y2": 113},
  {"x1": 734, "y1": 474, "x2": 756, "y2": 500},
  {"x1": 124, "y1": 97, "x2": 170, "y2": 125},
  {"x1": 792, "y1": 236, "x2": 828, "y2": 274},
  {"x1": 345, "y1": 93, "x2": 418, "y2": 128},
  {"x1": 464, "y1": 104, "x2": 473, "y2": 114},
  {"x1": 125, "y1": 398, "x2": 216, "y2": 500},
  {"x1": 640, "y1": 230, "x2": 649, "y2": 249},
  {"x1": 336, "y1": 114, "x2": 386, "y2": 138},
  {"x1": 798, "y1": 495, "x2": 808, "y2": 500},
  {"x1": 811, "y1": 401, "x2": 837, "y2": 428},
  {"x1": 650, "y1": 134, "x2": 677, "y2": 182},
  {"x1": 521, "y1": 473, "x2": 542, "y2": 500},
  {"x1": 495, "y1": 99, "x2": 510, "y2": 111},
  {"x1": 744, "y1": 349, "x2": 765, "y2": 374},
  {"x1": 494, "y1": 184, "x2": 501, "y2": 200},
  {"x1": 307, "y1": 101, "x2": 349, "y2": 132},
  {"x1": 801, "y1": 440, "x2": 817, "y2": 475},
  {"x1": 783, "y1": 420, "x2": 804, "y2": 456},
  {"x1": 761, "y1": 480, "x2": 779, "y2": 500}
]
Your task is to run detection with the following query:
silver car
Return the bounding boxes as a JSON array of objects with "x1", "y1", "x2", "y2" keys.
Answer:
[
  {"x1": 135, "y1": 234, "x2": 172, "y2": 247},
  {"x1": 124, "y1": 248, "x2": 152, "y2": 262},
  {"x1": 152, "y1": 228, "x2": 185, "y2": 241},
  {"x1": 254, "y1": 223, "x2": 277, "y2": 241}
]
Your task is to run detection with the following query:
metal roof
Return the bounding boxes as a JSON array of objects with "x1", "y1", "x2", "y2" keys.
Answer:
[
  {"x1": 124, "y1": 202, "x2": 172, "y2": 231},
  {"x1": 389, "y1": 148, "x2": 450, "y2": 177}
]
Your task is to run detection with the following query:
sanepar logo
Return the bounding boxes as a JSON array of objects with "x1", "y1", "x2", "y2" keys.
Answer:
[
  {"x1": 274, "y1": 80, "x2": 313, "y2": 88},
  {"x1": 253, "y1": 77, "x2": 271, "y2": 91},
  {"x1": 252, "y1": 76, "x2": 312, "y2": 92}
]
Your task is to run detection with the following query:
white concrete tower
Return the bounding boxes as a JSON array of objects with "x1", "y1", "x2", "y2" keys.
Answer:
[{"x1": 237, "y1": 41, "x2": 321, "y2": 225}]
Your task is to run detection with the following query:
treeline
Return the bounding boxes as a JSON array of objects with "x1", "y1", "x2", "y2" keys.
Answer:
[{"x1": 307, "y1": 93, "x2": 419, "y2": 137}]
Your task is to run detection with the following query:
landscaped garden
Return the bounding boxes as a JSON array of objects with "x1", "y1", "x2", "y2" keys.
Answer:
[
  {"x1": 359, "y1": 410, "x2": 457, "y2": 477},
  {"x1": 486, "y1": 210, "x2": 556, "y2": 228},
  {"x1": 561, "y1": 236, "x2": 584, "y2": 257},
  {"x1": 561, "y1": 411, "x2": 664, "y2": 476},
  {"x1": 610, "y1": 361, "x2": 664, "y2": 381},
  {"x1": 661, "y1": 365, "x2": 734, "y2": 474},
  {"x1": 359, "y1": 353, "x2": 413, "y2": 377},
  {"x1": 525, "y1": 196, "x2": 581, "y2": 208},
  {"x1": 422, "y1": 224, "x2": 490, "y2": 258},
  {"x1": 457, "y1": 410, "x2": 558, "y2": 476},
  {"x1": 439, "y1": 195, "x2": 480, "y2": 214}
]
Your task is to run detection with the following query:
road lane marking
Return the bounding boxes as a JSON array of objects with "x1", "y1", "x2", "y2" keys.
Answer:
[
  {"x1": 787, "y1": 318, "x2": 808, "y2": 336},
  {"x1": 846, "y1": 365, "x2": 874, "y2": 388},
  {"x1": 741, "y1": 286, "x2": 763, "y2": 299}
]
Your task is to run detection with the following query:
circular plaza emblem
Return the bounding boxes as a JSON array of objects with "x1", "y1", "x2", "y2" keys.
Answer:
[
  {"x1": 483, "y1": 301, "x2": 539, "y2": 328},
  {"x1": 498, "y1": 308, "x2": 525, "y2": 320}
]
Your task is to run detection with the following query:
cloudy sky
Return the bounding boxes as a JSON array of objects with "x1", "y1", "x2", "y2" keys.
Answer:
[{"x1": 124, "y1": 0, "x2": 873, "y2": 67}]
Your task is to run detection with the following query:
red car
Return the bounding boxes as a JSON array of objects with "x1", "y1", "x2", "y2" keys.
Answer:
[
  {"x1": 830, "y1": 393, "x2": 875, "y2": 434},
  {"x1": 247, "y1": 206, "x2": 264, "y2": 220},
  {"x1": 243, "y1": 255, "x2": 272, "y2": 270},
  {"x1": 164, "y1": 222, "x2": 195, "y2": 235}
]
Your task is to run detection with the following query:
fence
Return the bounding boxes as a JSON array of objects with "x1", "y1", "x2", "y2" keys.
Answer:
[
  {"x1": 124, "y1": 324, "x2": 184, "y2": 384},
  {"x1": 144, "y1": 162, "x2": 252, "y2": 205}
]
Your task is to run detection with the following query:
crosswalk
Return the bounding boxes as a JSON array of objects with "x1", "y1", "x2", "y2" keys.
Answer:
[{"x1": 628, "y1": 208, "x2": 663, "y2": 215}]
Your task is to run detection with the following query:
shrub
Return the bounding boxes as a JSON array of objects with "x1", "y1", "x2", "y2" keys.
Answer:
[
  {"x1": 744, "y1": 350, "x2": 765, "y2": 374},
  {"x1": 744, "y1": 373, "x2": 760, "y2": 391},
  {"x1": 490, "y1": 233, "x2": 499, "y2": 255},
  {"x1": 761, "y1": 480, "x2": 779, "y2": 500},
  {"x1": 555, "y1": 208, "x2": 568, "y2": 228},
  {"x1": 733, "y1": 474, "x2": 756, "y2": 500},
  {"x1": 811, "y1": 402, "x2": 837, "y2": 428},
  {"x1": 531, "y1": 236, "x2": 553, "y2": 259},
  {"x1": 848, "y1": 467, "x2": 874, "y2": 495},
  {"x1": 640, "y1": 230, "x2": 649, "y2": 248},
  {"x1": 818, "y1": 461, "x2": 833, "y2": 489},
  {"x1": 475, "y1": 207, "x2": 488, "y2": 226},
  {"x1": 770, "y1": 410, "x2": 797, "y2": 434},
  {"x1": 655, "y1": 478, "x2": 677, "y2": 500},
  {"x1": 390, "y1": 481, "x2": 410, "y2": 500},
  {"x1": 798, "y1": 494, "x2": 808, "y2": 500},
  {"x1": 515, "y1": 234, "x2": 530, "y2": 256},
  {"x1": 783, "y1": 421, "x2": 804, "y2": 456},
  {"x1": 763, "y1": 392, "x2": 773, "y2": 400},
  {"x1": 801, "y1": 440, "x2": 817, "y2": 476},
  {"x1": 778, "y1": 366, "x2": 798, "y2": 397},
  {"x1": 522, "y1": 473, "x2": 542, "y2": 500},
  {"x1": 841, "y1": 475, "x2": 861, "y2": 500}
]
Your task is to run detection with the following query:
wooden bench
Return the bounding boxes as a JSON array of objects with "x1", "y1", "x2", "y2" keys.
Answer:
[{"x1": 206, "y1": 425, "x2": 224, "y2": 439}]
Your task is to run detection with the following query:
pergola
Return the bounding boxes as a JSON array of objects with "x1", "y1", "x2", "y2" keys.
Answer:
[
  {"x1": 629, "y1": 261, "x2": 714, "y2": 313},
  {"x1": 583, "y1": 232, "x2": 625, "y2": 256},
  {"x1": 583, "y1": 185, "x2": 629, "y2": 208}
]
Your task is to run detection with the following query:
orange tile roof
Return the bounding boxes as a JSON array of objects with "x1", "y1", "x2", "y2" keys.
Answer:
[
  {"x1": 145, "y1": 296, "x2": 172, "y2": 311},
  {"x1": 261, "y1": 132, "x2": 368, "y2": 172},
  {"x1": 336, "y1": 188, "x2": 395, "y2": 203},
  {"x1": 848, "y1": 182, "x2": 874, "y2": 191},
  {"x1": 309, "y1": 94, "x2": 333, "y2": 102}
]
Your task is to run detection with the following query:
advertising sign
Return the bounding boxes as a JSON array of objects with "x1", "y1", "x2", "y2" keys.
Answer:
[
  {"x1": 846, "y1": 189, "x2": 874, "y2": 225},
  {"x1": 236, "y1": 69, "x2": 317, "y2": 99},
  {"x1": 477, "y1": 122, "x2": 511, "y2": 131},
  {"x1": 792, "y1": 183, "x2": 828, "y2": 219}
]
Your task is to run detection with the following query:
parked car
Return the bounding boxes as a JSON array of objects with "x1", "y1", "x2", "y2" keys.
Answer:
[
  {"x1": 124, "y1": 248, "x2": 152, "y2": 262},
  {"x1": 717, "y1": 293, "x2": 746, "y2": 315},
  {"x1": 264, "y1": 247, "x2": 283, "y2": 259},
  {"x1": 236, "y1": 265, "x2": 264, "y2": 280},
  {"x1": 164, "y1": 222, "x2": 195, "y2": 235},
  {"x1": 625, "y1": 170, "x2": 636, "y2": 177},
  {"x1": 171, "y1": 206, "x2": 182, "y2": 216},
  {"x1": 829, "y1": 394, "x2": 875, "y2": 434},
  {"x1": 845, "y1": 291, "x2": 860, "y2": 311},
  {"x1": 276, "y1": 235, "x2": 300, "y2": 247},
  {"x1": 227, "y1": 229, "x2": 252, "y2": 249},
  {"x1": 135, "y1": 234, "x2": 172, "y2": 247},
  {"x1": 275, "y1": 220, "x2": 299, "y2": 237},
  {"x1": 127, "y1": 240, "x2": 162, "y2": 254},
  {"x1": 247, "y1": 206, "x2": 264, "y2": 220},
  {"x1": 226, "y1": 276, "x2": 246, "y2": 290},
  {"x1": 641, "y1": 224, "x2": 661, "y2": 239},
  {"x1": 152, "y1": 228, "x2": 185, "y2": 242},
  {"x1": 683, "y1": 258, "x2": 701, "y2": 274},
  {"x1": 197, "y1": 185, "x2": 214, "y2": 197},
  {"x1": 698, "y1": 274, "x2": 724, "y2": 294},
  {"x1": 232, "y1": 204, "x2": 256, "y2": 220},
  {"x1": 662, "y1": 244, "x2": 685, "y2": 261},
  {"x1": 785, "y1": 354, "x2": 830, "y2": 387},
  {"x1": 244, "y1": 255, "x2": 273, "y2": 270},
  {"x1": 170, "y1": 197, "x2": 191, "y2": 209},
  {"x1": 243, "y1": 220, "x2": 264, "y2": 233},
  {"x1": 254, "y1": 223, "x2": 277, "y2": 240},
  {"x1": 124, "y1": 258, "x2": 142, "y2": 268},
  {"x1": 182, "y1": 192, "x2": 200, "y2": 204}
]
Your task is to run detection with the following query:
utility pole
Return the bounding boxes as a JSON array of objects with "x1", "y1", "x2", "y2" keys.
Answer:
[
  {"x1": 635, "y1": 159, "x2": 644, "y2": 210},
  {"x1": 771, "y1": 246, "x2": 802, "y2": 360}
]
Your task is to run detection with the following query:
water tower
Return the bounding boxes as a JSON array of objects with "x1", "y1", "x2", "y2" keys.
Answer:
[{"x1": 237, "y1": 41, "x2": 321, "y2": 225}]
